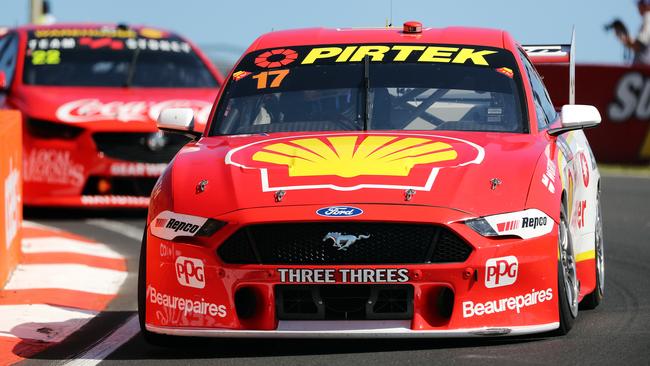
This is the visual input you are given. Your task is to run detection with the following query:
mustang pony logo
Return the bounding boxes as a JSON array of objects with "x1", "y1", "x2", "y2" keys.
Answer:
[
  {"x1": 226, "y1": 133, "x2": 484, "y2": 192},
  {"x1": 323, "y1": 232, "x2": 370, "y2": 251}
]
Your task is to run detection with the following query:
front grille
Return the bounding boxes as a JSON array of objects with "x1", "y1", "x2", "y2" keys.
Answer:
[
  {"x1": 217, "y1": 223, "x2": 472, "y2": 265},
  {"x1": 92, "y1": 132, "x2": 190, "y2": 163},
  {"x1": 82, "y1": 176, "x2": 158, "y2": 196},
  {"x1": 275, "y1": 285, "x2": 413, "y2": 320}
]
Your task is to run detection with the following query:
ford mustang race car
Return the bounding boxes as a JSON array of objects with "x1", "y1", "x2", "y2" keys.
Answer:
[
  {"x1": 138, "y1": 22, "x2": 604, "y2": 343},
  {"x1": 0, "y1": 23, "x2": 223, "y2": 207}
]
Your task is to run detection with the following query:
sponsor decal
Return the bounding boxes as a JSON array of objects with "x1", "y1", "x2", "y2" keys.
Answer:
[
  {"x1": 462, "y1": 288, "x2": 553, "y2": 318},
  {"x1": 485, "y1": 256, "x2": 518, "y2": 288},
  {"x1": 175, "y1": 256, "x2": 205, "y2": 289},
  {"x1": 255, "y1": 48, "x2": 298, "y2": 68},
  {"x1": 4, "y1": 159, "x2": 20, "y2": 248},
  {"x1": 150, "y1": 210, "x2": 208, "y2": 240},
  {"x1": 23, "y1": 148, "x2": 84, "y2": 187},
  {"x1": 299, "y1": 45, "x2": 497, "y2": 66},
  {"x1": 55, "y1": 99, "x2": 211, "y2": 124},
  {"x1": 485, "y1": 209, "x2": 554, "y2": 239},
  {"x1": 522, "y1": 45, "x2": 568, "y2": 57},
  {"x1": 316, "y1": 206, "x2": 363, "y2": 217},
  {"x1": 227, "y1": 133, "x2": 484, "y2": 192},
  {"x1": 608, "y1": 72, "x2": 650, "y2": 122},
  {"x1": 277, "y1": 268, "x2": 409, "y2": 283},
  {"x1": 79, "y1": 37, "x2": 124, "y2": 50},
  {"x1": 33, "y1": 28, "x2": 137, "y2": 38},
  {"x1": 139, "y1": 28, "x2": 166, "y2": 39},
  {"x1": 496, "y1": 220, "x2": 518, "y2": 232},
  {"x1": 110, "y1": 162, "x2": 167, "y2": 177},
  {"x1": 28, "y1": 38, "x2": 76, "y2": 50},
  {"x1": 148, "y1": 285, "x2": 226, "y2": 318},
  {"x1": 323, "y1": 232, "x2": 369, "y2": 251},
  {"x1": 159, "y1": 242, "x2": 173, "y2": 258},
  {"x1": 495, "y1": 67, "x2": 514, "y2": 78},
  {"x1": 80, "y1": 195, "x2": 150, "y2": 206},
  {"x1": 541, "y1": 147, "x2": 557, "y2": 194},
  {"x1": 580, "y1": 153, "x2": 590, "y2": 187},
  {"x1": 232, "y1": 70, "x2": 252, "y2": 81},
  {"x1": 573, "y1": 200, "x2": 587, "y2": 229},
  {"x1": 125, "y1": 38, "x2": 191, "y2": 53}
]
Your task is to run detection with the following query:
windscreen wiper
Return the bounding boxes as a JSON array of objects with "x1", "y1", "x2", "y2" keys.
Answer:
[
  {"x1": 363, "y1": 55, "x2": 370, "y2": 131},
  {"x1": 124, "y1": 47, "x2": 141, "y2": 87}
]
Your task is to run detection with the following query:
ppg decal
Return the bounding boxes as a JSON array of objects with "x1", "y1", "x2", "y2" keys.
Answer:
[
  {"x1": 175, "y1": 256, "x2": 205, "y2": 289},
  {"x1": 485, "y1": 256, "x2": 518, "y2": 288}
]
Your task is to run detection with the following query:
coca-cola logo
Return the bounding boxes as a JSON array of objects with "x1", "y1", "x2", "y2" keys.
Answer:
[{"x1": 55, "y1": 98, "x2": 212, "y2": 124}]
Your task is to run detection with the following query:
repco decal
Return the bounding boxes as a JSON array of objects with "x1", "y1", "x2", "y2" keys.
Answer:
[
  {"x1": 150, "y1": 211, "x2": 208, "y2": 240},
  {"x1": 226, "y1": 133, "x2": 484, "y2": 192}
]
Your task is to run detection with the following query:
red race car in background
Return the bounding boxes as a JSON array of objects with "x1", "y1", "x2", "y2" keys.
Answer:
[
  {"x1": 0, "y1": 23, "x2": 223, "y2": 207},
  {"x1": 139, "y1": 22, "x2": 605, "y2": 343}
]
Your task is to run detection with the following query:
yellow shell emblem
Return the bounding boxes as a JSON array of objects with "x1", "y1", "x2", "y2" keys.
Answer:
[{"x1": 252, "y1": 136, "x2": 457, "y2": 178}]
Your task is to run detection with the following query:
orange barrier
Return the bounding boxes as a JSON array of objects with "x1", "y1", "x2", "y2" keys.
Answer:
[{"x1": 0, "y1": 110, "x2": 22, "y2": 288}]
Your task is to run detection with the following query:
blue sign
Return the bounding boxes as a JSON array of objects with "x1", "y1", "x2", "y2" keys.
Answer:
[{"x1": 316, "y1": 206, "x2": 363, "y2": 218}]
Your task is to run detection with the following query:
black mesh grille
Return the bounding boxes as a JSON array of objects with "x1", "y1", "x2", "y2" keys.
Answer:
[
  {"x1": 217, "y1": 223, "x2": 472, "y2": 265},
  {"x1": 92, "y1": 132, "x2": 190, "y2": 163}
]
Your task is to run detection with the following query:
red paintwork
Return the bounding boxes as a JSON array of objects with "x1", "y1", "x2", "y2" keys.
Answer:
[
  {"x1": 144, "y1": 26, "x2": 599, "y2": 335},
  {"x1": 0, "y1": 23, "x2": 223, "y2": 207}
]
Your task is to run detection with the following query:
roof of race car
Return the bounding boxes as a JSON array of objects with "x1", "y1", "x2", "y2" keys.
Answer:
[
  {"x1": 10, "y1": 22, "x2": 180, "y2": 39},
  {"x1": 249, "y1": 26, "x2": 511, "y2": 52}
]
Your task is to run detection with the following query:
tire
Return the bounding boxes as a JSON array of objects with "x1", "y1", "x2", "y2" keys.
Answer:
[
  {"x1": 581, "y1": 188, "x2": 605, "y2": 309},
  {"x1": 556, "y1": 201, "x2": 579, "y2": 335},
  {"x1": 138, "y1": 228, "x2": 180, "y2": 347}
]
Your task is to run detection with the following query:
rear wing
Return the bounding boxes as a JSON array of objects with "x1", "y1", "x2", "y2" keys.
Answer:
[{"x1": 522, "y1": 29, "x2": 576, "y2": 105}]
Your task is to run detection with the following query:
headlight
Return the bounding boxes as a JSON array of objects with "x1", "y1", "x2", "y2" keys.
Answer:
[
  {"x1": 465, "y1": 209, "x2": 554, "y2": 239},
  {"x1": 150, "y1": 210, "x2": 226, "y2": 241}
]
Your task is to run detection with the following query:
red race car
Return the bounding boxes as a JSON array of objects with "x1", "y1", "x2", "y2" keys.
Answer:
[
  {"x1": 139, "y1": 22, "x2": 604, "y2": 342},
  {"x1": 0, "y1": 23, "x2": 223, "y2": 207}
]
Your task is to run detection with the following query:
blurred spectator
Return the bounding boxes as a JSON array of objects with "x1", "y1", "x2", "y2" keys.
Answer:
[{"x1": 612, "y1": 0, "x2": 650, "y2": 65}]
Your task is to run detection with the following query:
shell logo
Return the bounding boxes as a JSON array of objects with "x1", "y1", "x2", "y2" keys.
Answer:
[
  {"x1": 252, "y1": 136, "x2": 457, "y2": 178},
  {"x1": 227, "y1": 133, "x2": 484, "y2": 192}
]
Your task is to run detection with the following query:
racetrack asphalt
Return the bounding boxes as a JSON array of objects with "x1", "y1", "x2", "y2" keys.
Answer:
[{"x1": 13, "y1": 175, "x2": 650, "y2": 366}]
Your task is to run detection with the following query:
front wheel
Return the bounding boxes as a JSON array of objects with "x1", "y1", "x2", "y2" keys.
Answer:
[{"x1": 556, "y1": 202, "x2": 579, "y2": 335}]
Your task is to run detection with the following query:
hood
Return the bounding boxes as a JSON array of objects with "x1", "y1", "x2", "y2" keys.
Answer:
[
  {"x1": 172, "y1": 131, "x2": 547, "y2": 218},
  {"x1": 12, "y1": 86, "x2": 218, "y2": 132}
]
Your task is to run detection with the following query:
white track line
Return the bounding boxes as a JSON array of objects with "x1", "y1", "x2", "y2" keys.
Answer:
[
  {"x1": 63, "y1": 314, "x2": 140, "y2": 366},
  {"x1": 0, "y1": 304, "x2": 96, "y2": 342},
  {"x1": 4, "y1": 264, "x2": 128, "y2": 295},
  {"x1": 22, "y1": 237, "x2": 123, "y2": 259},
  {"x1": 85, "y1": 219, "x2": 144, "y2": 241}
]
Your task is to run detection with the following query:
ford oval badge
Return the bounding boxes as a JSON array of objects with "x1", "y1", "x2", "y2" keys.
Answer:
[{"x1": 316, "y1": 206, "x2": 363, "y2": 218}]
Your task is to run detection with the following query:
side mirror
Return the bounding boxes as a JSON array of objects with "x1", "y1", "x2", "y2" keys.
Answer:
[
  {"x1": 157, "y1": 108, "x2": 201, "y2": 139},
  {"x1": 548, "y1": 105, "x2": 601, "y2": 136},
  {"x1": 0, "y1": 71, "x2": 8, "y2": 91}
]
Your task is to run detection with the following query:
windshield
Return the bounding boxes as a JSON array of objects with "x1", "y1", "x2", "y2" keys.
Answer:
[
  {"x1": 23, "y1": 28, "x2": 218, "y2": 88},
  {"x1": 211, "y1": 44, "x2": 526, "y2": 135}
]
